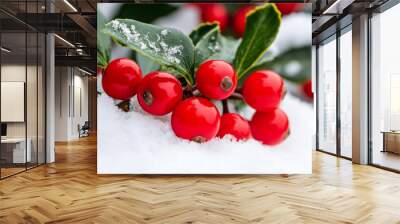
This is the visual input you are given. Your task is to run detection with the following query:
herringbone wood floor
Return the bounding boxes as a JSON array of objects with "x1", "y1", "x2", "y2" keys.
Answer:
[{"x1": 1, "y1": 135, "x2": 400, "y2": 224}]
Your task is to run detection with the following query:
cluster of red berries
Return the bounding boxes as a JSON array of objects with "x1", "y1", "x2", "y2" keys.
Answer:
[
  {"x1": 102, "y1": 58, "x2": 289, "y2": 146},
  {"x1": 190, "y1": 3, "x2": 303, "y2": 37}
]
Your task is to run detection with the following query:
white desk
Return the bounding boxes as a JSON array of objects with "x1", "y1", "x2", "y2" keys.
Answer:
[{"x1": 1, "y1": 138, "x2": 31, "y2": 163}]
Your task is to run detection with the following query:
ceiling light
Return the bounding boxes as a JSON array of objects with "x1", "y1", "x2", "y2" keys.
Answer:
[
  {"x1": 63, "y1": 0, "x2": 78, "y2": 12},
  {"x1": 78, "y1": 68, "x2": 93, "y2": 76},
  {"x1": 1, "y1": 47, "x2": 11, "y2": 53},
  {"x1": 54, "y1": 34, "x2": 75, "y2": 48},
  {"x1": 322, "y1": 0, "x2": 342, "y2": 15}
]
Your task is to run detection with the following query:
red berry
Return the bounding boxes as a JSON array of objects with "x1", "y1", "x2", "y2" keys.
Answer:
[
  {"x1": 302, "y1": 79, "x2": 313, "y2": 100},
  {"x1": 102, "y1": 58, "x2": 142, "y2": 100},
  {"x1": 233, "y1": 6, "x2": 254, "y2": 37},
  {"x1": 171, "y1": 97, "x2": 220, "y2": 142},
  {"x1": 275, "y1": 3, "x2": 302, "y2": 15},
  {"x1": 250, "y1": 108, "x2": 290, "y2": 145},
  {"x1": 217, "y1": 113, "x2": 251, "y2": 141},
  {"x1": 196, "y1": 60, "x2": 237, "y2": 100},
  {"x1": 137, "y1": 71, "x2": 183, "y2": 116},
  {"x1": 199, "y1": 3, "x2": 228, "y2": 31},
  {"x1": 242, "y1": 70, "x2": 285, "y2": 112}
]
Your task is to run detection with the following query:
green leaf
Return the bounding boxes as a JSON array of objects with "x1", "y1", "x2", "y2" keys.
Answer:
[
  {"x1": 233, "y1": 3, "x2": 281, "y2": 79},
  {"x1": 137, "y1": 54, "x2": 160, "y2": 75},
  {"x1": 103, "y1": 19, "x2": 195, "y2": 84},
  {"x1": 245, "y1": 46, "x2": 311, "y2": 83},
  {"x1": 190, "y1": 23, "x2": 240, "y2": 70},
  {"x1": 97, "y1": 10, "x2": 111, "y2": 68}
]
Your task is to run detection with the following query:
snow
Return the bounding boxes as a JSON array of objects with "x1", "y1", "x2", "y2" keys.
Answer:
[{"x1": 98, "y1": 92, "x2": 313, "y2": 174}]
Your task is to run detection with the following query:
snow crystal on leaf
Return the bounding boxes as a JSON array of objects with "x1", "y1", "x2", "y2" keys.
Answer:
[
  {"x1": 160, "y1": 41, "x2": 168, "y2": 51},
  {"x1": 139, "y1": 42, "x2": 147, "y2": 50},
  {"x1": 161, "y1": 29, "x2": 168, "y2": 36}
]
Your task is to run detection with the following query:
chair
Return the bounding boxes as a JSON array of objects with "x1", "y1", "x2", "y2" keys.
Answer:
[{"x1": 78, "y1": 121, "x2": 90, "y2": 138}]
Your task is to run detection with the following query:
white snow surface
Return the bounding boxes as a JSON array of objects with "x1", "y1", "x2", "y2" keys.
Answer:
[{"x1": 98, "y1": 93, "x2": 313, "y2": 174}]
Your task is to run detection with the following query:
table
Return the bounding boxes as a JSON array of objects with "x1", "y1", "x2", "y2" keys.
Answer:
[
  {"x1": 1, "y1": 138, "x2": 31, "y2": 163},
  {"x1": 381, "y1": 131, "x2": 400, "y2": 154}
]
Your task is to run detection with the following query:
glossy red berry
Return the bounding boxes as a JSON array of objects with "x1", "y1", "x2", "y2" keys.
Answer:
[
  {"x1": 242, "y1": 70, "x2": 285, "y2": 112},
  {"x1": 102, "y1": 58, "x2": 142, "y2": 100},
  {"x1": 302, "y1": 79, "x2": 313, "y2": 100},
  {"x1": 250, "y1": 108, "x2": 290, "y2": 145},
  {"x1": 137, "y1": 71, "x2": 183, "y2": 116},
  {"x1": 171, "y1": 97, "x2": 220, "y2": 142},
  {"x1": 199, "y1": 3, "x2": 228, "y2": 31},
  {"x1": 233, "y1": 6, "x2": 254, "y2": 37},
  {"x1": 275, "y1": 3, "x2": 302, "y2": 15},
  {"x1": 217, "y1": 113, "x2": 251, "y2": 141},
  {"x1": 196, "y1": 60, "x2": 237, "y2": 100}
]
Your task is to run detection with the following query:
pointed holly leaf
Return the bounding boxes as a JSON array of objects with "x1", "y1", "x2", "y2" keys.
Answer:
[
  {"x1": 103, "y1": 19, "x2": 195, "y2": 84},
  {"x1": 233, "y1": 4, "x2": 281, "y2": 79}
]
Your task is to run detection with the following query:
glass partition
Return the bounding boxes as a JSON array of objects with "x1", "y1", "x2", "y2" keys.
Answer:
[
  {"x1": 1, "y1": 30, "x2": 28, "y2": 177},
  {"x1": 317, "y1": 36, "x2": 337, "y2": 154},
  {"x1": 0, "y1": 1, "x2": 46, "y2": 179}
]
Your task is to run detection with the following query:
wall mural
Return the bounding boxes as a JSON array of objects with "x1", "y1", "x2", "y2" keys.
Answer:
[{"x1": 97, "y1": 3, "x2": 313, "y2": 174}]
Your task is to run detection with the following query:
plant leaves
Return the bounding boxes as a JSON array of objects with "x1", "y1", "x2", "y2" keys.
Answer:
[
  {"x1": 245, "y1": 46, "x2": 311, "y2": 83},
  {"x1": 103, "y1": 19, "x2": 195, "y2": 84},
  {"x1": 233, "y1": 3, "x2": 281, "y2": 79},
  {"x1": 190, "y1": 23, "x2": 240, "y2": 70},
  {"x1": 97, "y1": 10, "x2": 111, "y2": 68}
]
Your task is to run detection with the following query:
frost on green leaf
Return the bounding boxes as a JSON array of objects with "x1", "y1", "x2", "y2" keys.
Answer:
[{"x1": 103, "y1": 19, "x2": 195, "y2": 84}]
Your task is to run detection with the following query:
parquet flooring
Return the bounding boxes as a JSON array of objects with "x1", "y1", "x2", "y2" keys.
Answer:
[{"x1": 1, "y1": 135, "x2": 400, "y2": 223}]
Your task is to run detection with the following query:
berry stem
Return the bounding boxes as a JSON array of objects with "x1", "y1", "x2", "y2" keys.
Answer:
[
  {"x1": 117, "y1": 100, "x2": 131, "y2": 112},
  {"x1": 222, "y1": 99, "x2": 229, "y2": 114},
  {"x1": 228, "y1": 92, "x2": 244, "y2": 100}
]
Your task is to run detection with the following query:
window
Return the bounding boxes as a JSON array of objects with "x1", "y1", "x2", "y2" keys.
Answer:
[
  {"x1": 339, "y1": 28, "x2": 352, "y2": 158},
  {"x1": 370, "y1": 3, "x2": 400, "y2": 171}
]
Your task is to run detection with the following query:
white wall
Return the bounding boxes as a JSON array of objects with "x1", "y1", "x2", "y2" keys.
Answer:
[{"x1": 55, "y1": 67, "x2": 89, "y2": 141}]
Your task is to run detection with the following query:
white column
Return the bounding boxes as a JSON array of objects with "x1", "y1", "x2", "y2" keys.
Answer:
[
  {"x1": 352, "y1": 14, "x2": 369, "y2": 164},
  {"x1": 46, "y1": 32, "x2": 55, "y2": 163}
]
